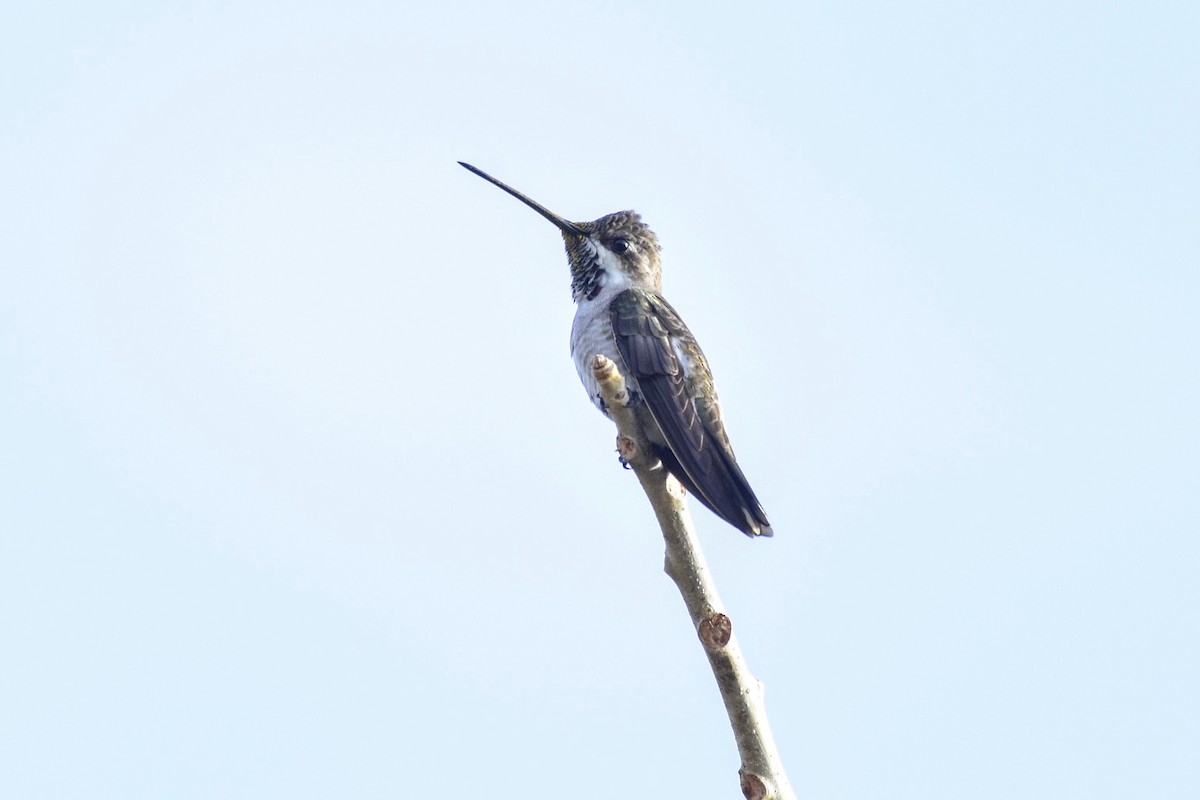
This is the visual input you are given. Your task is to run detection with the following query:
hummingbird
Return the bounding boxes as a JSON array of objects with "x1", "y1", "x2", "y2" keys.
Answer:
[{"x1": 459, "y1": 162, "x2": 773, "y2": 538}]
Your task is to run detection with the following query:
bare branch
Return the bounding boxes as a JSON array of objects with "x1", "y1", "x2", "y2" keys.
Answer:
[{"x1": 591, "y1": 355, "x2": 796, "y2": 800}]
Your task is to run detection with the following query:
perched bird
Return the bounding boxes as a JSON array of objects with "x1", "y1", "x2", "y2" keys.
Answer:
[{"x1": 460, "y1": 162, "x2": 772, "y2": 538}]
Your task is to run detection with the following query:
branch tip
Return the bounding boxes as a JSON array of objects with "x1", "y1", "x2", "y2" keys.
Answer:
[
  {"x1": 591, "y1": 353, "x2": 616, "y2": 378},
  {"x1": 592, "y1": 355, "x2": 630, "y2": 407}
]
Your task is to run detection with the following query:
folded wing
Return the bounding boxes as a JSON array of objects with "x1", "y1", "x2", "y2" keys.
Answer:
[{"x1": 609, "y1": 289, "x2": 772, "y2": 537}]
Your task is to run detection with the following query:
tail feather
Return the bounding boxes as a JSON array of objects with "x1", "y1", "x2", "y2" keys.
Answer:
[{"x1": 654, "y1": 445, "x2": 773, "y2": 538}]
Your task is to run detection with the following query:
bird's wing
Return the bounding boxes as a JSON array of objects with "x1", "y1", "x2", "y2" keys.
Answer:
[{"x1": 609, "y1": 289, "x2": 772, "y2": 537}]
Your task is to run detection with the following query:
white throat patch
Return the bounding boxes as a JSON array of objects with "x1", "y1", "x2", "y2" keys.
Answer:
[{"x1": 590, "y1": 240, "x2": 630, "y2": 292}]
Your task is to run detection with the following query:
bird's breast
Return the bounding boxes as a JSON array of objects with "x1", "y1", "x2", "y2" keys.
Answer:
[{"x1": 570, "y1": 299, "x2": 627, "y2": 415}]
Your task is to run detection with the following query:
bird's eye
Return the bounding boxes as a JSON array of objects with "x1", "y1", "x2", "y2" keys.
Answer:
[{"x1": 611, "y1": 238, "x2": 630, "y2": 254}]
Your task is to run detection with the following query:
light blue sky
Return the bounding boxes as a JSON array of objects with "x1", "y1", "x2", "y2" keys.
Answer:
[{"x1": 3, "y1": 2, "x2": 1197, "y2": 797}]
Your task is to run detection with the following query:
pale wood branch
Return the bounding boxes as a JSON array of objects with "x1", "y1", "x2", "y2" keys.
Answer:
[{"x1": 591, "y1": 355, "x2": 796, "y2": 800}]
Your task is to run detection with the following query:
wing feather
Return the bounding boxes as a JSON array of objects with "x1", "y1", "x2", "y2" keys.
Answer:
[{"x1": 609, "y1": 289, "x2": 772, "y2": 537}]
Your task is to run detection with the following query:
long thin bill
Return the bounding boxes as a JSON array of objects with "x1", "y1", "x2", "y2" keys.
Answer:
[{"x1": 459, "y1": 162, "x2": 585, "y2": 236}]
